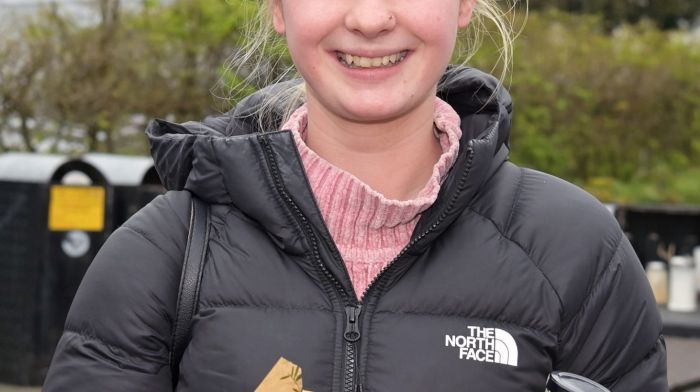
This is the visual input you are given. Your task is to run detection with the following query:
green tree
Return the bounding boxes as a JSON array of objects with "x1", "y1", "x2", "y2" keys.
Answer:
[
  {"x1": 0, "y1": 0, "x2": 257, "y2": 153},
  {"x1": 469, "y1": 10, "x2": 700, "y2": 202},
  {"x1": 125, "y1": 0, "x2": 256, "y2": 120},
  {"x1": 0, "y1": 19, "x2": 53, "y2": 152},
  {"x1": 527, "y1": 0, "x2": 700, "y2": 29}
]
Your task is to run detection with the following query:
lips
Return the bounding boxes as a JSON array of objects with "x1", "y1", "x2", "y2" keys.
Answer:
[{"x1": 336, "y1": 50, "x2": 408, "y2": 68}]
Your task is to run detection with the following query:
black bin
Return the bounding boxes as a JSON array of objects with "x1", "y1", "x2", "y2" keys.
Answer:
[{"x1": 0, "y1": 153, "x2": 112, "y2": 385}]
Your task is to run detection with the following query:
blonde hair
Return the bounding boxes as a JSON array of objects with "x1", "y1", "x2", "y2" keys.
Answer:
[{"x1": 215, "y1": 0, "x2": 525, "y2": 131}]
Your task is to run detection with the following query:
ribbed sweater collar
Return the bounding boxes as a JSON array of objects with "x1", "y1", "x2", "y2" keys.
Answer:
[
  {"x1": 281, "y1": 98, "x2": 462, "y2": 298},
  {"x1": 283, "y1": 97, "x2": 462, "y2": 230}
]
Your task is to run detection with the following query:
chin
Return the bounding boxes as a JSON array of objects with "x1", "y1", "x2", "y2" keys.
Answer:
[
  {"x1": 336, "y1": 97, "x2": 420, "y2": 123},
  {"x1": 339, "y1": 105, "x2": 412, "y2": 124}
]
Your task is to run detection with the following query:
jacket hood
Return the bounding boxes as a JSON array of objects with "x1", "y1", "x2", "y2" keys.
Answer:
[{"x1": 146, "y1": 66, "x2": 513, "y2": 254}]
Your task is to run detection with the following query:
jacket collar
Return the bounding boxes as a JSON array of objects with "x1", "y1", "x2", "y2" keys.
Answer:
[{"x1": 146, "y1": 66, "x2": 513, "y2": 255}]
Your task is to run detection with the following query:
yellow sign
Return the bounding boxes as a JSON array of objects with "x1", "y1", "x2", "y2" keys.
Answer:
[{"x1": 48, "y1": 185, "x2": 106, "y2": 231}]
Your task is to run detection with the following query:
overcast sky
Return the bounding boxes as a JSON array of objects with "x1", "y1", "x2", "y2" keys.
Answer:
[
  {"x1": 0, "y1": 0, "x2": 157, "y2": 26},
  {"x1": 0, "y1": 1, "x2": 90, "y2": 26},
  {"x1": 0, "y1": 0, "x2": 146, "y2": 5}
]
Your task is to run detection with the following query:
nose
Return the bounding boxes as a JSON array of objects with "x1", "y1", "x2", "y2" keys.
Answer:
[{"x1": 344, "y1": 0, "x2": 397, "y2": 38}]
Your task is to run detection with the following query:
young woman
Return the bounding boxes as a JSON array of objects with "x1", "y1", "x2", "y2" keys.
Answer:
[{"x1": 44, "y1": 0, "x2": 668, "y2": 390}]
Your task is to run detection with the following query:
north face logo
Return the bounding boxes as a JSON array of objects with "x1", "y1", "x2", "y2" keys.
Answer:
[{"x1": 445, "y1": 325, "x2": 518, "y2": 367}]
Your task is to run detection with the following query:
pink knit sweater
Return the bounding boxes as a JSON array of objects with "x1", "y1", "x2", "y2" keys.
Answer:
[{"x1": 282, "y1": 98, "x2": 462, "y2": 300}]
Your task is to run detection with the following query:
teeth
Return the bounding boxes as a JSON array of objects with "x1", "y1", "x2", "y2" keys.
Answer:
[{"x1": 338, "y1": 51, "x2": 407, "y2": 68}]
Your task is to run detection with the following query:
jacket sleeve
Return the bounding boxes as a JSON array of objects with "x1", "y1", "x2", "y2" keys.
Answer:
[
  {"x1": 555, "y1": 235, "x2": 668, "y2": 391},
  {"x1": 43, "y1": 191, "x2": 191, "y2": 392}
]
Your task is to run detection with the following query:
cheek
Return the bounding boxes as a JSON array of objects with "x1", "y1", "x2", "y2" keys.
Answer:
[
  {"x1": 280, "y1": 1, "x2": 339, "y2": 41},
  {"x1": 430, "y1": 21, "x2": 459, "y2": 46},
  {"x1": 284, "y1": 20, "x2": 320, "y2": 60},
  {"x1": 283, "y1": 10, "x2": 335, "y2": 56},
  {"x1": 407, "y1": 8, "x2": 461, "y2": 47},
  {"x1": 286, "y1": 36, "x2": 322, "y2": 81}
]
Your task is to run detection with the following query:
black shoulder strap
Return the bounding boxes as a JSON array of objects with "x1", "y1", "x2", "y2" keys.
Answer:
[{"x1": 169, "y1": 193, "x2": 210, "y2": 385}]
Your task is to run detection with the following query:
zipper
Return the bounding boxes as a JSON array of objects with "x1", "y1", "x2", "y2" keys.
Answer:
[
  {"x1": 344, "y1": 305, "x2": 362, "y2": 392},
  {"x1": 258, "y1": 133, "x2": 350, "y2": 302},
  {"x1": 260, "y1": 132, "x2": 477, "y2": 392},
  {"x1": 258, "y1": 134, "x2": 361, "y2": 392},
  {"x1": 353, "y1": 142, "x2": 477, "y2": 385},
  {"x1": 344, "y1": 305, "x2": 362, "y2": 342}
]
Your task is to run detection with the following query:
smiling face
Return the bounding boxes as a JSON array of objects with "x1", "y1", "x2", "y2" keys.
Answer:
[{"x1": 271, "y1": 0, "x2": 476, "y2": 125}]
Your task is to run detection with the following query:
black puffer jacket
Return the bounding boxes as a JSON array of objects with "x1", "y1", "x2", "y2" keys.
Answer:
[{"x1": 44, "y1": 67, "x2": 667, "y2": 391}]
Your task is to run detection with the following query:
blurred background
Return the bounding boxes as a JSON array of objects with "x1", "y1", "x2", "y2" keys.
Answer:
[{"x1": 0, "y1": 0, "x2": 699, "y2": 390}]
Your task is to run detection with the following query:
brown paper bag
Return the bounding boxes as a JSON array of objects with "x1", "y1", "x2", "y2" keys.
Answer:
[{"x1": 255, "y1": 357, "x2": 312, "y2": 392}]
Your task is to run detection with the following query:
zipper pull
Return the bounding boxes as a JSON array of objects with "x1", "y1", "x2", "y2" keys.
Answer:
[{"x1": 344, "y1": 305, "x2": 362, "y2": 342}]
